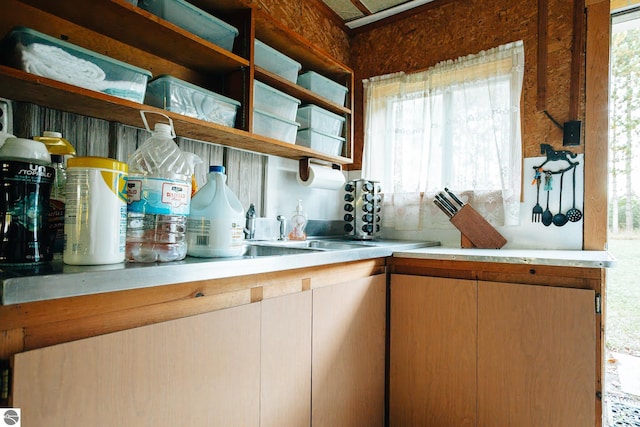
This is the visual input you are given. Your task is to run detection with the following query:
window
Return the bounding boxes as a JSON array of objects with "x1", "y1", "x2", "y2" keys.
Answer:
[{"x1": 362, "y1": 41, "x2": 524, "y2": 229}]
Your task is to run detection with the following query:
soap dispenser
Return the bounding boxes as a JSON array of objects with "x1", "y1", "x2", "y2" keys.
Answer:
[{"x1": 288, "y1": 199, "x2": 307, "y2": 241}]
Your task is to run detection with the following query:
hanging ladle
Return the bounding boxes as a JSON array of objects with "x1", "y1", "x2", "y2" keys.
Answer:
[
  {"x1": 552, "y1": 170, "x2": 568, "y2": 226},
  {"x1": 566, "y1": 166, "x2": 582, "y2": 222}
]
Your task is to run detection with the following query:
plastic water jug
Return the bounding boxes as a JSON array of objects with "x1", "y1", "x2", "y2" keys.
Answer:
[
  {"x1": 187, "y1": 165, "x2": 245, "y2": 257},
  {"x1": 126, "y1": 112, "x2": 193, "y2": 262}
]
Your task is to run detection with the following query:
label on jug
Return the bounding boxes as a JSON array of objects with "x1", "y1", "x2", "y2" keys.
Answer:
[
  {"x1": 0, "y1": 160, "x2": 55, "y2": 264},
  {"x1": 126, "y1": 176, "x2": 191, "y2": 215}
]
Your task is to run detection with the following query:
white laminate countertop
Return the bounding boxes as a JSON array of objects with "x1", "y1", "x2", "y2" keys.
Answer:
[{"x1": 392, "y1": 247, "x2": 615, "y2": 268}]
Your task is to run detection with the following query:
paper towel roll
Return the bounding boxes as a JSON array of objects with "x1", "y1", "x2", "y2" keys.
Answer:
[{"x1": 297, "y1": 164, "x2": 346, "y2": 190}]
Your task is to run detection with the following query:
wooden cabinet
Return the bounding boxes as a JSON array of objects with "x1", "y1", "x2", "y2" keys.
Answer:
[
  {"x1": 12, "y1": 302, "x2": 262, "y2": 427},
  {"x1": 312, "y1": 274, "x2": 386, "y2": 427},
  {"x1": 0, "y1": 0, "x2": 353, "y2": 164},
  {"x1": 4, "y1": 261, "x2": 387, "y2": 426},
  {"x1": 390, "y1": 274, "x2": 597, "y2": 427}
]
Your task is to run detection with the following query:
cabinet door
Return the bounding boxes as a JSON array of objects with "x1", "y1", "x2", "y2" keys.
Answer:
[
  {"x1": 389, "y1": 274, "x2": 477, "y2": 427},
  {"x1": 478, "y1": 281, "x2": 596, "y2": 427},
  {"x1": 312, "y1": 274, "x2": 386, "y2": 427},
  {"x1": 261, "y1": 291, "x2": 312, "y2": 427},
  {"x1": 12, "y1": 303, "x2": 261, "y2": 427}
]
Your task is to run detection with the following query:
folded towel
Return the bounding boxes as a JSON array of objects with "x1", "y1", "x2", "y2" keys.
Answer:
[
  {"x1": 19, "y1": 42, "x2": 146, "y2": 103},
  {"x1": 20, "y1": 42, "x2": 106, "y2": 89}
]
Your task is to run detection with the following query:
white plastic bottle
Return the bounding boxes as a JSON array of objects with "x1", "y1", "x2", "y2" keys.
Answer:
[
  {"x1": 126, "y1": 114, "x2": 192, "y2": 262},
  {"x1": 186, "y1": 165, "x2": 245, "y2": 258}
]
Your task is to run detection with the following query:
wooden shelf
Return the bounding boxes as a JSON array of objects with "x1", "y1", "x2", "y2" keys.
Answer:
[
  {"x1": 17, "y1": 0, "x2": 249, "y2": 74},
  {"x1": 255, "y1": 67, "x2": 351, "y2": 116},
  {"x1": 4, "y1": 0, "x2": 354, "y2": 164},
  {"x1": 0, "y1": 66, "x2": 352, "y2": 164}
]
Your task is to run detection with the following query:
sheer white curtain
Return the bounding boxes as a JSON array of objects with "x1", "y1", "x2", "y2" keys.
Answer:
[{"x1": 362, "y1": 41, "x2": 524, "y2": 230}]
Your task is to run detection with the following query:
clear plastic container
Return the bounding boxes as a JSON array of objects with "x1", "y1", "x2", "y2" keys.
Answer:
[
  {"x1": 296, "y1": 105, "x2": 345, "y2": 136},
  {"x1": 254, "y1": 81, "x2": 301, "y2": 121},
  {"x1": 296, "y1": 128, "x2": 345, "y2": 156},
  {"x1": 187, "y1": 165, "x2": 245, "y2": 257},
  {"x1": 138, "y1": 0, "x2": 239, "y2": 51},
  {"x1": 145, "y1": 75, "x2": 240, "y2": 127},
  {"x1": 126, "y1": 113, "x2": 193, "y2": 262},
  {"x1": 34, "y1": 131, "x2": 76, "y2": 260},
  {"x1": 6, "y1": 26, "x2": 152, "y2": 103},
  {"x1": 253, "y1": 109, "x2": 299, "y2": 144},
  {"x1": 297, "y1": 71, "x2": 348, "y2": 107},
  {"x1": 254, "y1": 39, "x2": 301, "y2": 83}
]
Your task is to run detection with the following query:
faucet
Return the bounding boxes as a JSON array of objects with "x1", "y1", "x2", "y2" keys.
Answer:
[
  {"x1": 244, "y1": 203, "x2": 256, "y2": 240},
  {"x1": 277, "y1": 215, "x2": 287, "y2": 240}
]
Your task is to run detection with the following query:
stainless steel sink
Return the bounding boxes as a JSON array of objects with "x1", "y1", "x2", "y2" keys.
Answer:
[
  {"x1": 242, "y1": 244, "x2": 321, "y2": 257},
  {"x1": 247, "y1": 239, "x2": 367, "y2": 251}
]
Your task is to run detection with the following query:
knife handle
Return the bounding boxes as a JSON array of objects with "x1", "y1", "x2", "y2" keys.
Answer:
[
  {"x1": 433, "y1": 199, "x2": 453, "y2": 218},
  {"x1": 437, "y1": 193, "x2": 458, "y2": 214},
  {"x1": 444, "y1": 187, "x2": 464, "y2": 207}
]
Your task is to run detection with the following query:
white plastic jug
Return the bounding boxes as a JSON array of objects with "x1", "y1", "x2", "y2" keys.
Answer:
[{"x1": 186, "y1": 165, "x2": 245, "y2": 257}]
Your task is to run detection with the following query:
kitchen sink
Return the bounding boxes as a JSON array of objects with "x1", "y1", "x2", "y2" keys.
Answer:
[
  {"x1": 248, "y1": 239, "x2": 369, "y2": 251},
  {"x1": 242, "y1": 244, "x2": 321, "y2": 257}
]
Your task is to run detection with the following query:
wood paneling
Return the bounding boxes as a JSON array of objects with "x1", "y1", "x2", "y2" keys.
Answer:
[
  {"x1": 389, "y1": 275, "x2": 477, "y2": 426},
  {"x1": 12, "y1": 303, "x2": 261, "y2": 426}
]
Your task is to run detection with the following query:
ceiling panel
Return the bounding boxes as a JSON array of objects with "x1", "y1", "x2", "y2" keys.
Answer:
[
  {"x1": 361, "y1": 0, "x2": 414, "y2": 14},
  {"x1": 321, "y1": 0, "x2": 367, "y2": 21}
]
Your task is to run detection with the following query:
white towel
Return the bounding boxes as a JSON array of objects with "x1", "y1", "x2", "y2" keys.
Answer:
[
  {"x1": 20, "y1": 42, "x2": 106, "y2": 90},
  {"x1": 19, "y1": 42, "x2": 146, "y2": 102}
]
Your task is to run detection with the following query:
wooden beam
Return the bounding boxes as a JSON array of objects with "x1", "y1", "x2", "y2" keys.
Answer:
[
  {"x1": 584, "y1": 0, "x2": 610, "y2": 252},
  {"x1": 570, "y1": 0, "x2": 586, "y2": 120},
  {"x1": 537, "y1": 0, "x2": 548, "y2": 111}
]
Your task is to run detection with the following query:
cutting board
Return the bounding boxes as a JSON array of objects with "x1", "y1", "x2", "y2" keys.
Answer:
[{"x1": 450, "y1": 204, "x2": 507, "y2": 249}]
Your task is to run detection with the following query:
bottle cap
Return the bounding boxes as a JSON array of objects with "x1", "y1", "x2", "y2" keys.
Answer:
[
  {"x1": 43, "y1": 131, "x2": 62, "y2": 138},
  {"x1": 209, "y1": 165, "x2": 225, "y2": 173},
  {"x1": 0, "y1": 137, "x2": 51, "y2": 163},
  {"x1": 154, "y1": 123, "x2": 173, "y2": 136}
]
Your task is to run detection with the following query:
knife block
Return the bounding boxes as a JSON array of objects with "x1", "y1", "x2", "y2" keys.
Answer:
[{"x1": 450, "y1": 204, "x2": 507, "y2": 249}]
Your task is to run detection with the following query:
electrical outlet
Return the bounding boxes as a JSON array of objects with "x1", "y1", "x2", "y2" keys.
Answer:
[{"x1": 0, "y1": 97, "x2": 13, "y2": 135}]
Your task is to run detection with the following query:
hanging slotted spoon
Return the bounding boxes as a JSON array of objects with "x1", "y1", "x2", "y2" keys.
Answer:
[
  {"x1": 566, "y1": 166, "x2": 582, "y2": 222},
  {"x1": 552, "y1": 171, "x2": 568, "y2": 226}
]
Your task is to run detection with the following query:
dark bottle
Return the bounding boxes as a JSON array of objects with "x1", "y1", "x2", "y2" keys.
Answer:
[
  {"x1": 344, "y1": 203, "x2": 354, "y2": 212},
  {"x1": 344, "y1": 223, "x2": 354, "y2": 232},
  {"x1": 344, "y1": 193, "x2": 354, "y2": 202},
  {"x1": 344, "y1": 213, "x2": 354, "y2": 222}
]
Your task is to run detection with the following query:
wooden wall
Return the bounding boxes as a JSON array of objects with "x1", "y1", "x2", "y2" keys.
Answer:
[{"x1": 349, "y1": 0, "x2": 585, "y2": 169}]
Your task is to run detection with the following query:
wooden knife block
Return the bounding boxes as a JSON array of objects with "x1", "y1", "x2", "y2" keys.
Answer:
[{"x1": 450, "y1": 204, "x2": 507, "y2": 249}]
